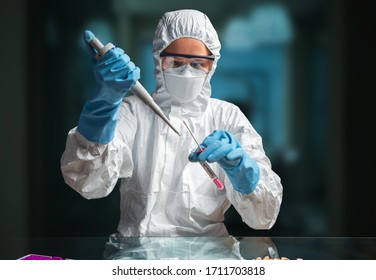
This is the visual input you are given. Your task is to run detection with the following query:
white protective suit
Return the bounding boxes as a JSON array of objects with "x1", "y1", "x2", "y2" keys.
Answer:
[{"x1": 61, "y1": 9, "x2": 283, "y2": 237}]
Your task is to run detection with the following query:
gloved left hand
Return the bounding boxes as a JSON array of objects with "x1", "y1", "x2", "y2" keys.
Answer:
[{"x1": 189, "y1": 130, "x2": 260, "y2": 194}]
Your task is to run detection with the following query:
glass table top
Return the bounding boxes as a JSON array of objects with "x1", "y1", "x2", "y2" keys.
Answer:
[{"x1": 1, "y1": 236, "x2": 375, "y2": 260}]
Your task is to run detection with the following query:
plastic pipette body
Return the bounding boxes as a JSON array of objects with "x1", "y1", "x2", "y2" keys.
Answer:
[{"x1": 88, "y1": 36, "x2": 180, "y2": 136}]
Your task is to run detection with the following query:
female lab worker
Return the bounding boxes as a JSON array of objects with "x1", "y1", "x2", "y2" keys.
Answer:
[{"x1": 61, "y1": 9, "x2": 283, "y2": 237}]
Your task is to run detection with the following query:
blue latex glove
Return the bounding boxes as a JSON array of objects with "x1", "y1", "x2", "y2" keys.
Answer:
[
  {"x1": 189, "y1": 130, "x2": 260, "y2": 194},
  {"x1": 77, "y1": 30, "x2": 140, "y2": 144}
]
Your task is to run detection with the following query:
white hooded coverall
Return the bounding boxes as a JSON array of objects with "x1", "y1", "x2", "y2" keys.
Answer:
[{"x1": 61, "y1": 9, "x2": 283, "y2": 237}]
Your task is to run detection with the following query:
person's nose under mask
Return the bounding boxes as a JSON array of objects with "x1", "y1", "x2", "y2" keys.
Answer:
[{"x1": 163, "y1": 65, "x2": 207, "y2": 103}]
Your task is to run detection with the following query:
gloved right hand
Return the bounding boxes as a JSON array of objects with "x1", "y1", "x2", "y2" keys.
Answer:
[
  {"x1": 77, "y1": 30, "x2": 140, "y2": 144},
  {"x1": 84, "y1": 30, "x2": 140, "y2": 102}
]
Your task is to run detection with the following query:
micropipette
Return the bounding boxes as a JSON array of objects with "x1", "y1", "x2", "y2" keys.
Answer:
[
  {"x1": 183, "y1": 121, "x2": 224, "y2": 190},
  {"x1": 88, "y1": 35, "x2": 181, "y2": 136}
]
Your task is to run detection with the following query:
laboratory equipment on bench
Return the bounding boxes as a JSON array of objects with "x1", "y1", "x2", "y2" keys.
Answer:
[
  {"x1": 183, "y1": 121, "x2": 224, "y2": 190},
  {"x1": 89, "y1": 36, "x2": 181, "y2": 136}
]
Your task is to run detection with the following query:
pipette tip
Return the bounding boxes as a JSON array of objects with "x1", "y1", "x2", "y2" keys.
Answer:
[{"x1": 169, "y1": 126, "x2": 180, "y2": 136}]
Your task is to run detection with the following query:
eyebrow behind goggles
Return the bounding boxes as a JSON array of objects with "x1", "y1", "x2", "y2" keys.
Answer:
[{"x1": 160, "y1": 51, "x2": 215, "y2": 73}]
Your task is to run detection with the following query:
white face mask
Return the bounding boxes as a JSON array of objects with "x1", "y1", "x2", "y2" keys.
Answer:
[{"x1": 163, "y1": 65, "x2": 207, "y2": 103}]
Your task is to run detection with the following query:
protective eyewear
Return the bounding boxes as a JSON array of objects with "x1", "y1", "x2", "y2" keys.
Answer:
[{"x1": 160, "y1": 51, "x2": 215, "y2": 73}]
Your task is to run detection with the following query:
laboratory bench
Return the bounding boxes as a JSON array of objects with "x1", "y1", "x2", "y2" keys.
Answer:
[{"x1": 1, "y1": 236, "x2": 375, "y2": 260}]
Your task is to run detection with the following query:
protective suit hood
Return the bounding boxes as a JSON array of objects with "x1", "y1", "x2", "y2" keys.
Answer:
[{"x1": 152, "y1": 9, "x2": 221, "y2": 116}]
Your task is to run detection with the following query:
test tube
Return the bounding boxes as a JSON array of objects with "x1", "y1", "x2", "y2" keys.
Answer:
[
  {"x1": 183, "y1": 121, "x2": 225, "y2": 190},
  {"x1": 197, "y1": 148, "x2": 224, "y2": 190}
]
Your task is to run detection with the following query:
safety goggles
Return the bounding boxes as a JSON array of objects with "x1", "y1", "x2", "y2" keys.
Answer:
[{"x1": 160, "y1": 51, "x2": 215, "y2": 74}]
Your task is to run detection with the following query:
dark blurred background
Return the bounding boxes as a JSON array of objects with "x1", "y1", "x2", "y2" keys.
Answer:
[{"x1": 1, "y1": 0, "x2": 375, "y2": 246}]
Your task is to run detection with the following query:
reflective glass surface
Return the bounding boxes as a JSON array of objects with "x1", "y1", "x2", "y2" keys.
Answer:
[{"x1": 1, "y1": 237, "x2": 375, "y2": 260}]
